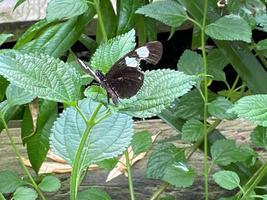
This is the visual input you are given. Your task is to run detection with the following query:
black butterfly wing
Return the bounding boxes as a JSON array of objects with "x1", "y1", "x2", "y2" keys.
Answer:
[{"x1": 106, "y1": 66, "x2": 144, "y2": 98}]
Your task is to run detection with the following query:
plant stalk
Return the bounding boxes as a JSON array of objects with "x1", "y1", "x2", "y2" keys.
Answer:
[
  {"x1": 150, "y1": 182, "x2": 169, "y2": 200},
  {"x1": 0, "y1": 115, "x2": 46, "y2": 200},
  {"x1": 94, "y1": 0, "x2": 108, "y2": 42},
  {"x1": 125, "y1": 151, "x2": 136, "y2": 200}
]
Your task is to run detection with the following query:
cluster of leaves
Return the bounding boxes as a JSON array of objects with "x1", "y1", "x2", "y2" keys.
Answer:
[{"x1": 1, "y1": 0, "x2": 267, "y2": 200}]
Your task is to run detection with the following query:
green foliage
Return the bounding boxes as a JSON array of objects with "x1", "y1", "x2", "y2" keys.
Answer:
[
  {"x1": 46, "y1": 0, "x2": 89, "y2": 22},
  {"x1": 136, "y1": 1, "x2": 188, "y2": 28},
  {"x1": 0, "y1": 34, "x2": 13, "y2": 46},
  {"x1": 13, "y1": 0, "x2": 27, "y2": 11},
  {"x1": 0, "y1": 51, "x2": 81, "y2": 104},
  {"x1": 208, "y1": 97, "x2": 236, "y2": 120},
  {"x1": 118, "y1": 70, "x2": 197, "y2": 118},
  {"x1": 0, "y1": 171, "x2": 24, "y2": 193},
  {"x1": 213, "y1": 170, "x2": 240, "y2": 190},
  {"x1": 50, "y1": 98, "x2": 134, "y2": 167},
  {"x1": 131, "y1": 130, "x2": 152, "y2": 155},
  {"x1": 177, "y1": 50, "x2": 203, "y2": 75},
  {"x1": 181, "y1": 119, "x2": 204, "y2": 142},
  {"x1": 13, "y1": 187, "x2": 37, "y2": 200},
  {"x1": 77, "y1": 187, "x2": 111, "y2": 200},
  {"x1": 38, "y1": 176, "x2": 61, "y2": 192},
  {"x1": 251, "y1": 126, "x2": 267, "y2": 150},
  {"x1": 228, "y1": 95, "x2": 267, "y2": 127},
  {"x1": 205, "y1": 15, "x2": 252, "y2": 43}
]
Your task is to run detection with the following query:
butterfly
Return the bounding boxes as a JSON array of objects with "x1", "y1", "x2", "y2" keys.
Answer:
[{"x1": 77, "y1": 41, "x2": 163, "y2": 105}]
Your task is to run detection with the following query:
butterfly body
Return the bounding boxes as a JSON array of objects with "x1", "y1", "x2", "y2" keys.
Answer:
[{"x1": 78, "y1": 41, "x2": 162, "y2": 105}]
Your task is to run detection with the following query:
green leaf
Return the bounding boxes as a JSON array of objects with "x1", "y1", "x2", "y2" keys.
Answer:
[
  {"x1": 181, "y1": 119, "x2": 203, "y2": 142},
  {"x1": 136, "y1": 1, "x2": 188, "y2": 27},
  {"x1": 0, "y1": 171, "x2": 24, "y2": 193},
  {"x1": 256, "y1": 14, "x2": 267, "y2": 32},
  {"x1": 13, "y1": 0, "x2": 27, "y2": 10},
  {"x1": 146, "y1": 143, "x2": 186, "y2": 179},
  {"x1": 0, "y1": 34, "x2": 13, "y2": 46},
  {"x1": 46, "y1": 0, "x2": 88, "y2": 22},
  {"x1": 116, "y1": 0, "x2": 146, "y2": 35},
  {"x1": 77, "y1": 187, "x2": 111, "y2": 200},
  {"x1": 131, "y1": 130, "x2": 152, "y2": 155},
  {"x1": 228, "y1": 95, "x2": 267, "y2": 127},
  {"x1": 0, "y1": 76, "x2": 9, "y2": 101},
  {"x1": 251, "y1": 126, "x2": 267, "y2": 150},
  {"x1": 50, "y1": 98, "x2": 134, "y2": 167},
  {"x1": 118, "y1": 70, "x2": 197, "y2": 118},
  {"x1": 0, "y1": 192, "x2": 6, "y2": 200},
  {"x1": 205, "y1": 14, "x2": 252, "y2": 43},
  {"x1": 177, "y1": 50, "x2": 203, "y2": 75},
  {"x1": 0, "y1": 50, "x2": 81, "y2": 104},
  {"x1": 96, "y1": 158, "x2": 118, "y2": 170},
  {"x1": 38, "y1": 175, "x2": 61, "y2": 192},
  {"x1": 13, "y1": 187, "x2": 37, "y2": 200},
  {"x1": 78, "y1": 34, "x2": 97, "y2": 53},
  {"x1": 211, "y1": 139, "x2": 250, "y2": 166},
  {"x1": 208, "y1": 97, "x2": 236, "y2": 120},
  {"x1": 6, "y1": 84, "x2": 35, "y2": 107},
  {"x1": 90, "y1": 29, "x2": 136, "y2": 73},
  {"x1": 162, "y1": 163, "x2": 196, "y2": 188},
  {"x1": 26, "y1": 101, "x2": 57, "y2": 173},
  {"x1": 256, "y1": 39, "x2": 267, "y2": 51},
  {"x1": 213, "y1": 170, "x2": 240, "y2": 190},
  {"x1": 84, "y1": 85, "x2": 108, "y2": 105}
]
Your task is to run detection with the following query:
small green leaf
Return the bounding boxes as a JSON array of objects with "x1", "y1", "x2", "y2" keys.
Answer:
[
  {"x1": 131, "y1": 130, "x2": 152, "y2": 155},
  {"x1": 208, "y1": 97, "x2": 236, "y2": 120},
  {"x1": 90, "y1": 29, "x2": 136, "y2": 73},
  {"x1": 38, "y1": 175, "x2": 61, "y2": 192},
  {"x1": 96, "y1": 158, "x2": 118, "y2": 170},
  {"x1": 46, "y1": 0, "x2": 88, "y2": 22},
  {"x1": 213, "y1": 170, "x2": 240, "y2": 190},
  {"x1": 0, "y1": 34, "x2": 13, "y2": 46},
  {"x1": 181, "y1": 119, "x2": 203, "y2": 142},
  {"x1": 0, "y1": 192, "x2": 6, "y2": 200},
  {"x1": 177, "y1": 50, "x2": 203, "y2": 75},
  {"x1": 146, "y1": 143, "x2": 186, "y2": 179},
  {"x1": 251, "y1": 126, "x2": 267, "y2": 150},
  {"x1": 228, "y1": 95, "x2": 267, "y2": 127},
  {"x1": 0, "y1": 50, "x2": 81, "y2": 103},
  {"x1": 211, "y1": 139, "x2": 250, "y2": 166},
  {"x1": 13, "y1": 0, "x2": 26, "y2": 10},
  {"x1": 162, "y1": 163, "x2": 196, "y2": 188},
  {"x1": 50, "y1": 98, "x2": 134, "y2": 168},
  {"x1": 118, "y1": 70, "x2": 197, "y2": 118},
  {"x1": 84, "y1": 85, "x2": 108, "y2": 105},
  {"x1": 136, "y1": 1, "x2": 188, "y2": 27},
  {"x1": 256, "y1": 39, "x2": 267, "y2": 51},
  {"x1": 205, "y1": 14, "x2": 252, "y2": 43},
  {"x1": 13, "y1": 187, "x2": 37, "y2": 200},
  {"x1": 6, "y1": 84, "x2": 35, "y2": 107},
  {"x1": 0, "y1": 171, "x2": 24, "y2": 193},
  {"x1": 77, "y1": 187, "x2": 111, "y2": 200}
]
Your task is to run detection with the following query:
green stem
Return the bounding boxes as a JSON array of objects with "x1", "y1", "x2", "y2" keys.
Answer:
[
  {"x1": 94, "y1": 0, "x2": 108, "y2": 42},
  {"x1": 150, "y1": 182, "x2": 169, "y2": 200},
  {"x1": 0, "y1": 115, "x2": 46, "y2": 200},
  {"x1": 125, "y1": 151, "x2": 135, "y2": 200},
  {"x1": 70, "y1": 104, "x2": 102, "y2": 200},
  {"x1": 200, "y1": 0, "x2": 209, "y2": 199}
]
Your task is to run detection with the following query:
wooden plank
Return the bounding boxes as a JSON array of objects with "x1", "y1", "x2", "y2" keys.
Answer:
[{"x1": 0, "y1": 119, "x2": 256, "y2": 199}]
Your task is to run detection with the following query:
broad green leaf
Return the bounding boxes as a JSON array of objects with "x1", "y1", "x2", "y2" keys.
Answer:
[
  {"x1": 118, "y1": 70, "x2": 197, "y2": 118},
  {"x1": 181, "y1": 119, "x2": 203, "y2": 142},
  {"x1": 84, "y1": 85, "x2": 108, "y2": 105},
  {"x1": 0, "y1": 171, "x2": 24, "y2": 193},
  {"x1": 207, "y1": 49, "x2": 228, "y2": 81},
  {"x1": 131, "y1": 130, "x2": 152, "y2": 155},
  {"x1": 0, "y1": 34, "x2": 13, "y2": 46},
  {"x1": 205, "y1": 14, "x2": 252, "y2": 43},
  {"x1": 50, "y1": 98, "x2": 134, "y2": 167},
  {"x1": 211, "y1": 139, "x2": 251, "y2": 166},
  {"x1": 26, "y1": 101, "x2": 57, "y2": 173},
  {"x1": 46, "y1": 0, "x2": 88, "y2": 22},
  {"x1": 146, "y1": 143, "x2": 186, "y2": 179},
  {"x1": 256, "y1": 14, "x2": 267, "y2": 32},
  {"x1": 208, "y1": 97, "x2": 236, "y2": 120},
  {"x1": 6, "y1": 84, "x2": 35, "y2": 107},
  {"x1": 135, "y1": 16, "x2": 157, "y2": 44},
  {"x1": 117, "y1": 0, "x2": 146, "y2": 35},
  {"x1": 90, "y1": 29, "x2": 136, "y2": 73},
  {"x1": 0, "y1": 50, "x2": 81, "y2": 104},
  {"x1": 136, "y1": 1, "x2": 188, "y2": 27},
  {"x1": 38, "y1": 175, "x2": 61, "y2": 192},
  {"x1": 251, "y1": 126, "x2": 267, "y2": 150},
  {"x1": 13, "y1": 187, "x2": 37, "y2": 200},
  {"x1": 77, "y1": 187, "x2": 111, "y2": 200},
  {"x1": 162, "y1": 163, "x2": 196, "y2": 188},
  {"x1": 213, "y1": 170, "x2": 240, "y2": 190},
  {"x1": 228, "y1": 95, "x2": 267, "y2": 127},
  {"x1": 177, "y1": 50, "x2": 203, "y2": 75}
]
